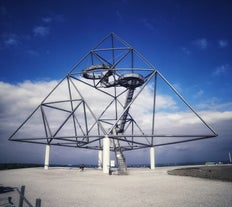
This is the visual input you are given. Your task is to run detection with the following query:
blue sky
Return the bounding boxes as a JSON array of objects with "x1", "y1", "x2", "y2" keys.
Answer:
[
  {"x1": 1, "y1": 0, "x2": 232, "y2": 103},
  {"x1": 0, "y1": 0, "x2": 232, "y2": 165}
]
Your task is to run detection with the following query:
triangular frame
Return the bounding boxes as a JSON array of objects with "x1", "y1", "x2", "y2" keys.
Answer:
[{"x1": 9, "y1": 32, "x2": 217, "y2": 151}]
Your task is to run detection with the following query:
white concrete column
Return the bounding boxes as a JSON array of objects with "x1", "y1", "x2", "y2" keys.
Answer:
[
  {"x1": 150, "y1": 147, "x2": 155, "y2": 170},
  {"x1": 44, "y1": 144, "x2": 50, "y2": 170},
  {"x1": 98, "y1": 150, "x2": 103, "y2": 169},
  {"x1": 103, "y1": 135, "x2": 110, "y2": 174}
]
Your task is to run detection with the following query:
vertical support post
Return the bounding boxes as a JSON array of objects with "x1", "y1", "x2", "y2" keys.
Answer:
[
  {"x1": 35, "y1": 199, "x2": 41, "y2": 207},
  {"x1": 103, "y1": 135, "x2": 110, "y2": 174},
  {"x1": 150, "y1": 147, "x2": 155, "y2": 170},
  {"x1": 44, "y1": 144, "x2": 50, "y2": 170},
  {"x1": 229, "y1": 152, "x2": 232, "y2": 163},
  {"x1": 19, "y1": 185, "x2": 25, "y2": 207},
  {"x1": 98, "y1": 150, "x2": 103, "y2": 169},
  {"x1": 151, "y1": 72, "x2": 157, "y2": 145}
]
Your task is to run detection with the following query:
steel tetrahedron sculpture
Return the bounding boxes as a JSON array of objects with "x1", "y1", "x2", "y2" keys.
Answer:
[{"x1": 9, "y1": 33, "x2": 217, "y2": 173}]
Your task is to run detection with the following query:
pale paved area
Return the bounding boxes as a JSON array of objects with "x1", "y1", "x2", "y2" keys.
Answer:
[{"x1": 0, "y1": 167, "x2": 232, "y2": 207}]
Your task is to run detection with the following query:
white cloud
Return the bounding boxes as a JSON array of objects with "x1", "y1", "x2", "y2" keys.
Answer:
[
  {"x1": 218, "y1": 39, "x2": 228, "y2": 48},
  {"x1": 42, "y1": 14, "x2": 65, "y2": 23},
  {"x1": 193, "y1": 38, "x2": 208, "y2": 50},
  {"x1": 0, "y1": 80, "x2": 220, "y2": 136},
  {"x1": 33, "y1": 26, "x2": 50, "y2": 37},
  {"x1": 0, "y1": 80, "x2": 225, "y2": 134},
  {"x1": 141, "y1": 18, "x2": 154, "y2": 31},
  {"x1": 181, "y1": 47, "x2": 191, "y2": 55},
  {"x1": 193, "y1": 89, "x2": 204, "y2": 99},
  {"x1": 0, "y1": 81, "x2": 57, "y2": 120},
  {"x1": 1, "y1": 79, "x2": 231, "y2": 164},
  {"x1": 4, "y1": 37, "x2": 18, "y2": 46},
  {"x1": 200, "y1": 110, "x2": 232, "y2": 123},
  {"x1": 3, "y1": 34, "x2": 20, "y2": 47},
  {"x1": 42, "y1": 17, "x2": 53, "y2": 23},
  {"x1": 212, "y1": 64, "x2": 230, "y2": 76},
  {"x1": 197, "y1": 98, "x2": 232, "y2": 111}
]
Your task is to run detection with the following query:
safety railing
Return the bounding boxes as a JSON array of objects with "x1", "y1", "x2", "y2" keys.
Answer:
[{"x1": 16, "y1": 185, "x2": 41, "y2": 207}]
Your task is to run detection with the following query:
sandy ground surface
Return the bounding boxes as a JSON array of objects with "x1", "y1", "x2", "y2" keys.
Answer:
[{"x1": 0, "y1": 167, "x2": 232, "y2": 207}]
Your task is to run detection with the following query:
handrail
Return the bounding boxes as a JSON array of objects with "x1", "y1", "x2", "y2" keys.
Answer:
[{"x1": 15, "y1": 185, "x2": 41, "y2": 207}]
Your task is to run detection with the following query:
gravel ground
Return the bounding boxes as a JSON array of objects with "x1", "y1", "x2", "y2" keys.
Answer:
[{"x1": 0, "y1": 167, "x2": 232, "y2": 207}]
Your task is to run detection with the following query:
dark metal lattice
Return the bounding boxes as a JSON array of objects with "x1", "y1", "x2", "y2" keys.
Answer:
[{"x1": 9, "y1": 33, "x2": 217, "y2": 151}]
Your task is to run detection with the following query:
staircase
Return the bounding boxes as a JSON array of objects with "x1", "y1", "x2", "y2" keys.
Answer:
[
  {"x1": 112, "y1": 88, "x2": 135, "y2": 174},
  {"x1": 118, "y1": 88, "x2": 135, "y2": 133},
  {"x1": 113, "y1": 139, "x2": 127, "y2": 175}
]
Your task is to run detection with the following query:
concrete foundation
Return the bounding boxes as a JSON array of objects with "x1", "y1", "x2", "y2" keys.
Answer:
[
  {"x1": 44, "y1": 144, "x2": 50, "y2": 170},
  {"x1": 103, "y1": 135, "x2": 110, "y2": 173},
  {"x1": 98, "y1": 150, "x2": 103, "y2": 169},
  {"x1": 150, "y1": 147, "x2": 155, "y2": 169}
]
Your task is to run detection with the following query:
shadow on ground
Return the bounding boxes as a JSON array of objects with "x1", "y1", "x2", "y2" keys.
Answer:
[{"x1": 0, "y1": 186, "x2": 15, "y2": 194}]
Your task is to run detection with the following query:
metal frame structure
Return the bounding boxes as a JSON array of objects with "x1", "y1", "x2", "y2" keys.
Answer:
[{"x1": 9, "y1": 33, "x2": 217, "y2": 153}]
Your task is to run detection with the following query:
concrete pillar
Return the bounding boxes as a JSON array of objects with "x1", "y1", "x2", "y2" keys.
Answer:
[
  {"x1": 98, "y1": 150, "x2": 103, "y2": 169},
  {"x1": 103, "y1": 135, "x2": 110, "y2": 174},
  {"x1": 44, "y1": 144, "x2": 50, "y2": 170},
  {"x1": 150, "y1": 147, "x2": 155, "y2": 169}
]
